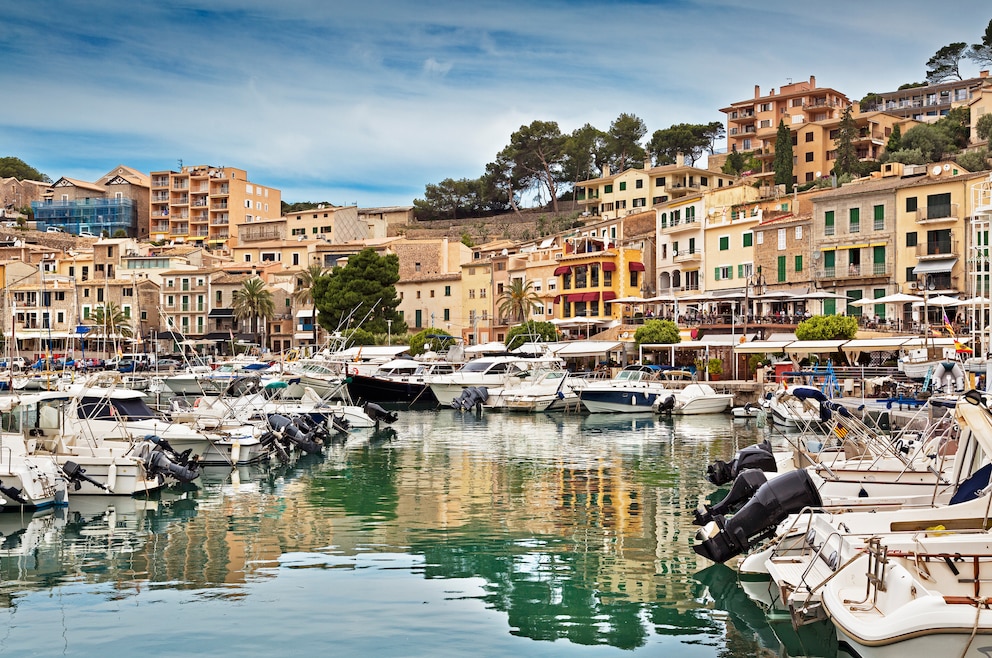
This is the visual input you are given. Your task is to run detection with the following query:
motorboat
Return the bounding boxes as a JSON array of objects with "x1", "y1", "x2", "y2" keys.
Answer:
[
  {"x1": 655, "y1": 383, "x2": 733, "y2": 415},
  {"x1": 0, "y1": 397, "x2": 68, "y2": 510},
  {"x1": 428, "y1": 355, "x2": 564, "y2": 407},
  {"x1": 346, "y1": 358, "x2": 455, "y2": 406},
  {"x1": 765, "y1": 384, "x2": 829, "y2": 429},
  {"x1": 163, "y1": 361, "x2": 278, "y2": 396},
  {"x1": 577, "y1": 365, "x2": 671, "y2": 413},
  {"x1": 493, "y1": 369, "x2": 586, "y2": 412}
]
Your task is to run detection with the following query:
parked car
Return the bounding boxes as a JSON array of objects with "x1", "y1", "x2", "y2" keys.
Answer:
[
  {"x1": 79, "y1": 231, "x2": 97, "y2": 238},
  {"x1": 0, "y1": 357, "x2": 27, "y2": 370},
  {"x1": 153, "y1": 358, "x2": 181, "y2": 370},
  {"x1": 76, "y1": 358, "x2": 105, "y2": 370},
  {"x1": 45, "y1": 226, "x2": 65, "y2": 233},
  {"x1": 117, "y1": 359, "x2": 137, "y2": 373}
]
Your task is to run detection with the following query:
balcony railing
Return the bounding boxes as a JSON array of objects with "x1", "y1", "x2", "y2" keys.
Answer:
[
  {"x1": 914, "y1": 203, "x2": 959, "y2": 222},
  {"x1": 916, "y1": 239, "x2": 958, "y2": 259}
]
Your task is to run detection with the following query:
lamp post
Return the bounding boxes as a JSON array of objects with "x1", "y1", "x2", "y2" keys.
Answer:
[
  {"x1": 386, "y1": 319, "x2": 392, "y2": 346},
  {"x1": 739, "y1": 267, "x2": 766, "y2": 379}
]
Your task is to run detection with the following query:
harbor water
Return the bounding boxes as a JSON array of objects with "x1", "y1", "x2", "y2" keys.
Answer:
[{"x1": 0, "y1": 408, "x2": 839, "y2": 657}]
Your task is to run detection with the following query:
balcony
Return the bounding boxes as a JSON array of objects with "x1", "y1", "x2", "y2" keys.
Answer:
[
  {"x1": 662, "y1": 219, "x2": 700, "y2": 234},
  {"x1": 212, "y1": 201, "x2": 228, "y2": 210},
  {"x1": 151, "y1": 176, "x2": 170, "y2": 188},
  {"x1": 172, "y1": 181, "x2": 189, "y2": 191},
  {"x1": 728, "y1": 109, "x2": 755, "y2": 121},
  {"x1": 817, "y1": 263, "x2": 891, "y2": 281},
  {"x1": 211, "y1": 184, "x2": 230, "y2": 195},
  {"x1": 673, "y1": 248, "x2": 701, "y2": 264},
  {"x1": 152, "y1": 193, "x2": 169, "y2": 202},
  {"x1": 916, "y1": 239, "x2": 958, "y2": 259},
  {"x1": 151, "y1": 222, "x2": 170, "y2": 233},
  {"x1": 913, "y1": 203, "x2": 958, "y2": 223}
]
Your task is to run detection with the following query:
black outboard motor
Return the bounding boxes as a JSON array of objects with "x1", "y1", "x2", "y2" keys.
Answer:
[
  {"x1": 145, "y1": 435, "x2": 196, "y2": 469},
  {"x1": 330, "y1": 415, "x2": 351, "y2": 436},
  {"x1": 706, "y1": 440, "x2": 777, "y2": 486},
  {"x1": 61, "y1": 461, "x2": 109, "y2": 493},
  {"x1": 693, "y1": 469, "x2": 823, "y2": 564},
  {"x1": 656, "y1": 394, "x2": 676, "y2": 415},
  {"x1": 694, "y1": 469, "x2": 768, "y2": 526},
  {"x1": 267, "y1": 414, "x2": 321, "y2": 454},
  {"x1": 146, "y1": 450, "x2": 201, "y2": 483},
  {"x1": 364, "y1": 402, "x2": 398, "y2": 425},
  {"x1": 451, "y1": 386, "x2": 489, "y2": 411}
]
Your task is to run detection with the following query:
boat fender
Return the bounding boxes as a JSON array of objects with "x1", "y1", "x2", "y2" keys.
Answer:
[
  {"x1": 963, "y1": 389, "x2": 986, "y2": 407},
  {"x1": 231, "y1": 440, "x2": 241, "y2": 464},
  {"x1": 107, "y1": 461, "x2": 117, "y2": 493}
]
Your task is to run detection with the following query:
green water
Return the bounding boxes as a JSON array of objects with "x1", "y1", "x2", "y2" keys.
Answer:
[{"x1": 0, "y1": 410, "x2": 838, "y2": 656}]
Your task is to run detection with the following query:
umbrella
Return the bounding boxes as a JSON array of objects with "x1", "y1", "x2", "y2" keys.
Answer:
[
  {"x1": 849, "y1": 298, "x2": 878, "y2": 307},
  {"x1": 912, "y1": 295, "x2": 960, "y2": 307},
  {"x1": 957, "y1": 296, "x2": 992, "y2": 305},
  {"x1": 872, "y1": 293, "x2": 925, "y2": 304},
  {"x1": 803, "y1": 290, "x2": 849, "y2": 300}
]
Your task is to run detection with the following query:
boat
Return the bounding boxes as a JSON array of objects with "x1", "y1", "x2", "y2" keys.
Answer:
[
  {"x1": 0, "y1": 397, "x2": 69, "y2": 510},
  {"x1": 428, "y1": 354, "x2": 564, "y2": 407},
  {"x1": 765, "y1": 384, "x2": 829, "y2": 429},
  {"x1": 731, "y1": 402, "x2": 763, "y2": 419},
  {"x1": 655, "y1": 382, "x2": 733, "y2": 415},
  {"x1": 345, "y1": 358, "x2": 455, "y2": 406},
  {"x1": 577, "y1": 365, "x2": 671, "y2": 413},
  {"x1": 493, "y1": 369, "x2": 586, "y2": 412}
]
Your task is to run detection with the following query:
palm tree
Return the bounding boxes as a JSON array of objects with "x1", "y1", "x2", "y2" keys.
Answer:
[
  {"x1": 233, "y1": 277, "x2": 275, "y2": 350},
  {"x1": 88, "y1": 301, "x2": 134, "y2": 356},
  {"x1": 497, "y1": 278, "x2": 541, "y2": 324},
  {"x1": 291, "y1": 263, "x2": 329, "y2": 349}
]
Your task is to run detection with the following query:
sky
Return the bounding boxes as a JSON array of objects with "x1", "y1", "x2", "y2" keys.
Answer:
[{"x1": 3, "y1": 1, "x2": 992, "y2": 208}]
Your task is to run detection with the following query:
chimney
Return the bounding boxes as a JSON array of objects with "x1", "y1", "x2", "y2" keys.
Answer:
[
  {"x1": 810, "y1": 74, "x2": 816, "y2": 87},
  {"x1": 676, "y1": 152, "x2": 685, "y2": 167},
  {"x1": 643, "y1": 157, "x2": 652, "y2": 170},
  {"x1": 602, "y1": 164, "x2": 611, "y2": 177},
  {"x1": 754, "y1": 85, "x2": 761, "y2": 98},
  {"x1": 982, "y1": 70, "x2": 990, "y2": 79}
]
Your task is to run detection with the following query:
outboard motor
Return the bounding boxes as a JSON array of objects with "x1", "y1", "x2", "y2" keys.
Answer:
[
  {"x1": 330, "y1": 415, "x2": 351, "y2": 436},
  {"x1": 259, "y1": 429, "x2": 291, "y2": 462},
  {"x1": 694, "y1": 469, "x2": 768, "y2": 526},
  {"x1": 145, "y1": 435, "x2": 196, "y2": 468},
  {"x1": 706, "y1": 440, "x2": 777, "y2": 486},
  {"x1": 450, "y1": 386, "x2": 489, "y2": 411},
  {"x1": 364, "y1": 402, "x2": 398, "y2": 425},
  {"x1": 693, "y1": 469, "x2": 823, "y2": 563},
  {"x1": 145, "y1": 449, "x2": 201, "y2": 483},
  {"x1": 267, "y1": 414, "x2": 321, "y2": 454},
  {"x1": 60, "y1": 461, "x2": 109, "y2": 493},
  {"x1": 655, "y1": 394, "x2": 676, "y2": 415}
]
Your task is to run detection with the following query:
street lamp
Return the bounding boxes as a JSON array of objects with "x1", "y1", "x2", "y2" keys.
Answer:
[{"x1": 386, "y1": 319, "x2": 392, "y2": 346}]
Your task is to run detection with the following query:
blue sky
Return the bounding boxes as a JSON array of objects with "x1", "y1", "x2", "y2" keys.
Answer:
[{"x1": 3, "y1": 1, "x2": 991, "y2": 207}]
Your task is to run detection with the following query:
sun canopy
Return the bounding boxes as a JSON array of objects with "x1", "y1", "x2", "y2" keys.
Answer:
[
  {"x1": 733, "y1": 340, "x2": 795, "y2": 354},
  {"x1": 553, "y1": 340, "x2": 626, "y2": 357}
]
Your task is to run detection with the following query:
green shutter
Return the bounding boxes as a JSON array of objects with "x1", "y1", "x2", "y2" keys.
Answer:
[
  {"x1": 824, "y1": 250, "x2": 835, "y2": 267},
  {"x1": 719, "y1": 236, "x2": 729, "y2": 250},
  {"x1": 795, "y1": 255, "x2": 803, "y2": 272},
  {"x1": 714, "y1": 267, "x2": 721, "y2": 281},
  {"x1": 738, "y1": 264, "x2": 744, "y2": 278},
  {"x1": 825, "y1": 210, "x2": 834, "y2": 227},
  {"x1": 777, "y1": 255, "x2": 786, "y2": 282},
  {"x1": 743, "y1": 233, "x2": 753, "y2": 247},
  {"x1": 824, "y1": 299, "x2": 836, "y2": 315},
  {"x1": 874, "y1": 204, "x2": 884, "y2": 220}
]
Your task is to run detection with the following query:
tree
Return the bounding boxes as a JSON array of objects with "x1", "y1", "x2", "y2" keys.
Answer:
[
  {"x1": 646, "y1": 122, "x2": 721, "y2": 167},
  {"x1": 795, "y1": 315, "x2": 858, "y2": 341},
  {"x1": 497, "y1": 279, "x2": 541, "y2": 324},
  {"x1": 87, "y1": 302, "x2": 134, "y2": 341},
  {"x1": 773, "y1": 120, "x2": 793, "y2": 192},
  {"x1": 507, "y1": 120, "x2": 566, "y2": 214},
  {"x1": 0, "y1": 157, "x2": 49, "y2": 182},
  {"x1": 956, "y1": 148, "x2": 991, "y2": 171},
  {"x1": 969, "y1": 19, "x2": 992, "y2": 68},
  {"x1": 935, "y1": 106, "x2": 971, "y2": 149},
  {"x1": 926, "y1": 42, "x2": 968, "y2": 83},
  {"x1": 900, "y1": 123, "x2": 953, "y2": 162},
  {"x1": 604, "y1": 113, "x2": 647, "y2": 172},
  {"x1": 311, "y1": 248, "x2": 406, "y2": 337},
  {"x1": 292, "y1": 262, "x2": 330, "y2": 347},
  {"x1": 562, "y1": 123, "x2": 608, "y2": 196},
  {"x1": 232, "y1": 277, "x2": 275, "y2": 347},
  {"x1": 481, "y1": 146, "x2": 524, "y2": 217},
  {"x1": 832, "y1": 105, "x2": 860, "y2": 178},
  {"x1": 885, "y1": 124, "x2": 903, "y2": 154},
  {"x1": 633, "y1": 319, "x2": 680, "y2": 346},
  {"x1": 504, "y1": 320, "x2": 559, "y2": 351},
  {"x1": 408, "y1": 328, "x2": 455, "y2": 356}
]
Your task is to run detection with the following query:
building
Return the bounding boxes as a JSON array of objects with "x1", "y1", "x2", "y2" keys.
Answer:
[
  {"x1": 862, "y1": 72, "x2": 991, "y2": 122},
  {"x1": 32, "y1": 165, "x2": 149, "y2": 238},
  {"x1": 1, "y1": 176, "x2": 50, "y2": 216},
  {"x1": 148, "y1": 165, "x2": 281, "y2": 251},
  {"x1": 576, "y1": 158, "x2": 736, "y2": 221},
  {"x1": 394, "y1": 238, "x2": 470, "y2": 334}
]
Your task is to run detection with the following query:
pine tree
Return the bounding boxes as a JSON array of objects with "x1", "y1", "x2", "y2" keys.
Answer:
[
  {"x1": 773, "y1": 120, "x2": 793, "y2": 192},
  {"x1": 833, "y1": 105, "x2": 859, "y2": 178}
]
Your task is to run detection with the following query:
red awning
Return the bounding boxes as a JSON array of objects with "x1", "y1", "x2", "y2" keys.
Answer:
[
  {"x1": 628, "y1": 261, "x2": 645, "y2": 272},
  {"x1": 567, "y1": 293, "x2": 585, "y2": 302},
  {"x1": 553, "y1": 265, "x2": 571, "y2": 275},
  {"x1": 601, "y1": 291, "x2": 617, "y2": 301},
  {"x1": 553, "y1": 295, "x2": 561, "y2": 304},
  {"x1": 602, "y1": 261, "x2": 616, "y2": 272},
  {"x1": 583, "y1": 292, "x2": 600, "y2": 302}
]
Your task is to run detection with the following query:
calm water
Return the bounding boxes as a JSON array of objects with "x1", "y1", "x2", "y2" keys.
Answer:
[{"x1": 0, "y1": 410, "x2": 839, "y2": 657}]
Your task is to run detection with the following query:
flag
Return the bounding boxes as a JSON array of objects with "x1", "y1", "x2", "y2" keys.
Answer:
[
  {"x1": 943, "y1": 312, "x2": 955, "y2": 337},
  {"x1": 229, "y1": 328, "x2": 235, "y2": 341},
  {"x1": 955, "y1": 340, "x2": 974, "y2": 353}
]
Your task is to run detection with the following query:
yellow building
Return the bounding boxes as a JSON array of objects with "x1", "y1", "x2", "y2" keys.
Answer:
[
  {"x1": 392, "y1": 238, "x2": 470, "y2": 335},
  {"x1": 149, "y1": 165, "x2": 281, "y2": 251}
]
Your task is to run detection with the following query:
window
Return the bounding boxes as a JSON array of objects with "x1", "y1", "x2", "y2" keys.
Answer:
[
  {"x1": 824, "y1": 210, "x2": 835, "y2": 236},
  {"x1": 444, "y1": 285, "x2": 451, "y2": 297},
  {"x1": 777, "y1": 255, "x2": 787, "y2": 282},
  {"x1": 635, "y1": 179, "x2": 643, "y2": 189},
  {"x1": 97, "y1": 288, "x2": 104, "y2": 302},
  {"x1": 756, "y1": 231, "x2": 764, "y2": 245},
  {"x1": 805, "y1": 152, "x2": 814, "y2": 162},
  {"x1": 874, "y1": 204, "x2": 885, "y2": 230},
  {"x1": 805, "y1": 131, "x2": 814, "y2": 142},
  {"x1": 216, "y1": 290, "x2": 222, "y2": 304},
  {"x1": 719, "y1": 236, "x2": 729, "y2": 251},
  {"x1": 604, "y1": 184, "x2": 613, "y2": 193},
  {"x1": 656, "y1": 177, "x2": 666, "y2": 186},
  {"x1": 619, "y1": 182, "x2": 626, "y2": 191},
  {"x1": 430, "y1": 290, "x2": 435, "y2": 298},
  {"x1": 906, "y1": 232, "x2": 917, "y2": 247},
  {"x1": 743, "y1": 232, "x2": 753, "y2": 247},
  {"x1": 714, "y1": 266, "x2": 732, "y2": 280},
  {"x1": 906, "y1": 197, "x2": 918, "y2": 212},
  {"x1": 700, "y1": 176, "x2": 708, "y2": 186},
  {"x1": 777, "y1": 228, "x2": 787, "y2": 250},
  {"x1": 480, "y1": 289, "x2": 486, "y2": 298},
  {"x1": 849, "y1": 207, "x2": 860, "y2": 233},
  {"x1": 795, "y1": 226, "x2": 803, "y2": 240},
  {"x1": 795, "y1": 255, "x2": 803, "y2": 272}
]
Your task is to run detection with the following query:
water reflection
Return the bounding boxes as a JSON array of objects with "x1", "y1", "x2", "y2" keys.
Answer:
[{"x1": 0, "y1": 409, "x2": 834, "y2": 655}]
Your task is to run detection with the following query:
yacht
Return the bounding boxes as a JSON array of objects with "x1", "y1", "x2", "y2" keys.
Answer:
[
  {"x1": 428, "y1": 354, "x2": 564, "y2": 407},
  {"x1": 578, "y1": 365, "x2": 671, "y2": 413}
]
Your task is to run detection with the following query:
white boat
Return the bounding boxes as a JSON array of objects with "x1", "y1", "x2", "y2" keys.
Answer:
[
  {"x1": 656, "y1": 383, "x2": 733, "y2": 415},
  {"x1": 345, "y1": 358, "x2": 456, "y2": 406},
  {"x1": 578, "y1": 365, "x2": 671, "y2": 413},
  {"x1": 765, "y1": 384, "x2": 828, "y2": 429},
  {"x1": 429, "y1": 355, "x2": 564, "y2": 407},
  {"x1": 493, "y1": 369, "x2": 586, "y2": 412},
  {"x1": 0, "y1": 398, "x2": 68, "y2": 510}
]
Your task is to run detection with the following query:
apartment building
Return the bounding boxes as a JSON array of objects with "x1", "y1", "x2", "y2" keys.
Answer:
[
  {"x1": 716, "y1": 76, "x2": 909, "y2": 187},
  {"x1": 862, "y1": 72, "x2": 991, "y2": 122},
  {"x1": 33, "y1": 165, "x2": 149, "y2": 238},
  {"x1": 2, "y1": 176, "x2": 50, "y2": 215},
  {"x1": 393, "y1": 238, "x2": 470, "y2": 335},
  {"x1": 576, "y1": 157, "x2": 736, "y2": 221},
  {"x1": 239, "y1": 205, "x2": 369, "y2": 246},
  {"x1": 148, "y1": 165, "x2": 281, "y2": 251}
]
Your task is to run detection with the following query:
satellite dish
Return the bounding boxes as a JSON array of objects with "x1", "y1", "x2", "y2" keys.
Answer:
[
  {"x1": 815, "y1": 171, "x2": 822, "y2": 178},
  {"x1": 943, "y1": 163, "x2": 951, "y2": 171},
  {"x1": 932, "y1": 165, "x2": 942, "y2": 176}
]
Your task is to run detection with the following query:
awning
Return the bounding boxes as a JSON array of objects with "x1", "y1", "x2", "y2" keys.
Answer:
[
  {"x1": 294, "y1": 332, "x2": 316, "y2": 340},
  {"x1": 295, "y1": 309, "x2": 315, "y2": 318},
  {"x1": 582, "y1": 291, "x2": 600, "y2": 302},
  {"x1": 201, "y1": 331, "x2": 233, "y2": 341},
  {"x1": 553, "y1": 295, "x2": 561, "y2": 304},
  {"x1": 155, "y1": 331, "x2": 186, "y2": 341},
  {"x1": 554, "y1": 265, "x2": 571, "y2": 276},
  {"x1": 602, "y1": 261, "x2": 616, "y2": 272},
  {"x1": 734, "y1": 340, "x2": 796, "y2": 354},
  {"x1": 913, "y1": 258, "x2": 957, "y2": 274},
  {"x1": 553, "y1": 340, "x2": 625, "y2": 357},
  {"x1": 628, "y1": 261, "x2": 645, "y2": 272},
  {"x1": 838, "y1": 243, "x2": 869, "y2": 250},
  {"x1": 783, "y1": 340, "x2": 848, "y2": 354},
  {"x1": 602, "y1": 291, "x2": 617, "y2": 302},
  {"x1": 841, "y1": 337, "x2": 914, "y2": 353},
  {"x1": 208, "y1": 308, "x2": 234, "y2": 318}
]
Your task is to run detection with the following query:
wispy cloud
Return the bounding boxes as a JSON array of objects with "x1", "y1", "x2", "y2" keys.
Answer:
[{"x1": 1, "y1": 0, "x2": 990, "y2": 205}]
